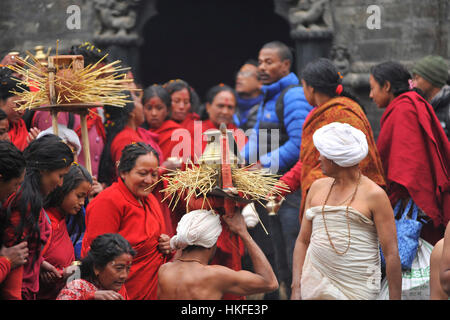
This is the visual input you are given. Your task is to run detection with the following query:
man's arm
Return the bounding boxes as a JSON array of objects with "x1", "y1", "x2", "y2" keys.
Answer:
[
  {"x1": 439, "y1": 222, "x2": 450, "y2": 295},
  {"x1": 370, "y1": 187, "x2": 402, "y2": 300},
  {"x1": 218, "y1": 212, "x2": 278, "y2": 296}
]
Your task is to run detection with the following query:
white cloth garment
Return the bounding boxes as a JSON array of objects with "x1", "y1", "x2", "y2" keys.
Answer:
[
  {"x1": 312, "y1": 122, "x2": 368, "y2": 167},
  {"x1": 37, "y1": 124, "x2": 82, "y2": 156},
  {"x1": 301, "y1": 206, "x2": 381, "y2": 300},
  {"x1": 241, "y1": 203, "x2": 259, "y2": 228},
  {"x1": 170, "y1": 209, "x2": 222, "y2": 250}
]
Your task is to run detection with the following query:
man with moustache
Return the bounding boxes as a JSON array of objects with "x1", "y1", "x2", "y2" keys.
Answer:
[{"x1": 241, "y1": 41, "x2": 313, "y2": 299}]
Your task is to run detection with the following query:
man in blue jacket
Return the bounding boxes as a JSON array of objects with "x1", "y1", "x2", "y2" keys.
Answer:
[{"x1": 241, "y1": 41, "x2": 313, "y2": 299}]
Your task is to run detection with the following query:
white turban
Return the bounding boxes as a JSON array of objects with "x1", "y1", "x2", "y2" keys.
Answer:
[
  {"x1": 37, "y1": 124, "x2": 82, "y2": 156},
  {"x1": 313, "y1": 122, "x2": 368, "y2": 167},
  {"x1": 170, "y1": 209, "x2": 222, "y2": 250}
]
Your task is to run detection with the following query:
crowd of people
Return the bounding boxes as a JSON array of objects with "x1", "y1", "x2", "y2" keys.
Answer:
[{"x1": 0, "y1": 40, "x2": 449, "y2": 300}]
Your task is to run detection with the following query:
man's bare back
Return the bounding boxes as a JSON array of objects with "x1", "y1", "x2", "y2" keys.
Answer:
[{"x1": 157, "y1": 211, "x2": 278, "y2": 300}]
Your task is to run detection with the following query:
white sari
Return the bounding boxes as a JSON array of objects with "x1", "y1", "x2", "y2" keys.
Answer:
[{"x1": 301, "y1": 206, "x2": 381, "y2": 300}]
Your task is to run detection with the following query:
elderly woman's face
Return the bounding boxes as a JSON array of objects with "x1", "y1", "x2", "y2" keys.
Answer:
[
  {"x1": 95, "y1": 253, "x2": 133, "y2": 292},
  {"x1": 120, "y1": 153, "x2": 159, "y2": 198}
]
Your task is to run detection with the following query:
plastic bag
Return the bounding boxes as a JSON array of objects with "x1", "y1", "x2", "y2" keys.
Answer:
[{"x1": 378, "y1": 238, "x2": 433, "y2": 300}]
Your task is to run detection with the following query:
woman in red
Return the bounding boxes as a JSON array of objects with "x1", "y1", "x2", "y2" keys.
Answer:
[
  {"x1": 370, "y1": 61, "x2": 450, "y2": 245},
  {"x1": 37, "y1": 163, "x2": 93, "y2": 299},
  {"x1": 164, "y1": 79, "x2": 201, "y2": 138},
  {"x1": 0, "y1": 66, "x2": 30, "y2": 151},
  {"x1": 197, "y1": 84, "x2": 247, "y2": 299},
  {"x1": 98, "y1": 90, "x2": 163, "y2": 187},
  {"x1": 0, "y1": 134, "x2": 74, "y2": 299},
  {"x1": 81, "y1": 142, "x2": 173, "y2": 300},
  {"x1": 58, "y1": 233, "x2": 134, "y2": 300},
  {"x1": 142, "y1": 84, "x2": 191, "y2": 162}
]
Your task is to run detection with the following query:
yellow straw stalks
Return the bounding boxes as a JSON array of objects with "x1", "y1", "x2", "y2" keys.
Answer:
[
  {"x1": 157, "y1": 161, "x2": 290, "y2": 212},
  {"x1": 8, "y1": 51, "x2": 138, "y2": 111}
]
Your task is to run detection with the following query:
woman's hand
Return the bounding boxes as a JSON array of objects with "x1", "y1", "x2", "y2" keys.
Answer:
[
  {"x1": 94, "y1": 290, "x2": 124, "y2": 300},
  {"x1": 0, "y1": 241, "x2": 29, "y2": 269},
  {"x1": 40, "y1": 260, "x2": 62, "y2": 284},
  {"x1": 158, "y1": 234, "x2": 171, "y2": 255}
]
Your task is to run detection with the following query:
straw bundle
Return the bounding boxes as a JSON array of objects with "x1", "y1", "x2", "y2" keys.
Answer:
[
  {"x1": 158, "y1": 161, "x2": 290, "y2": 212},
  {"x1": 8, "y1": 51, "x2": 136, "y2": 110}
]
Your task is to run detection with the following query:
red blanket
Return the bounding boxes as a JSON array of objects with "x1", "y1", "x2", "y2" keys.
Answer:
[{"x1": 377, "y1": 91, "x2": 450, "y2": 228}]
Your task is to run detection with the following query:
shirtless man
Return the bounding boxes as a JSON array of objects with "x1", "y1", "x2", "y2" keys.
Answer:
[{"x1": 157, "y1": 209, "x2": 278, "y2": 300}]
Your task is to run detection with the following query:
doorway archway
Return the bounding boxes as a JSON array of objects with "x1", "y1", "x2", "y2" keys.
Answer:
[{"x1": 139, "y1": 0, "x2": 293, "y2": 99}]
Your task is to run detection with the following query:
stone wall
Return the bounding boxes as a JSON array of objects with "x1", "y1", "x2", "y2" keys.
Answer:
[
  {"x1": 0, "y1": 0, "x2": 95, "y2": 57},
  {"x1": 1, "y1": 0, "x2": 448, "y2": 139}
]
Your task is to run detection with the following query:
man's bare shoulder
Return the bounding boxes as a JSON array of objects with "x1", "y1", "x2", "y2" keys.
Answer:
[
  {"x1": 310, "y1": 177, "x2": 332, "y2": 191},
  {"x1": 361, "y1": 176, "x2": 388, "y2": 201}
]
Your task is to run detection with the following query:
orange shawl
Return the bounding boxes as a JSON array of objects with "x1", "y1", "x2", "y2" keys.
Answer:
[{"x1": 299, "y1": 97, "x2": 386, "y2": 218}]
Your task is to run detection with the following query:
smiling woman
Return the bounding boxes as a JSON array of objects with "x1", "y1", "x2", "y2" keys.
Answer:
[
  {"x1": 81, "y1": 142, "x2": 173, "y2": 300},
  {"x1": 57, "y1": 233, "x2": 136, "y2": 300}
]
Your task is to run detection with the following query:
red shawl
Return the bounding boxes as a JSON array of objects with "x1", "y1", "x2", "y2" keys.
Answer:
[
  {"x1": 38, "y1": 207, "x2": 75, "y2": 300},
  {"x1": 149, "y1": 120, "x2": 190, "y2": 161},
  {"x1": 377, "y1": 91, "x2": 450, "y2": 228},
  {"x1": 110, "y1": 126, "x2": 164, "y2": 165},
  {"x1": 74, "y1": 108, "x2": 106, "y2": 143},
  {"x1": 8, "y1": 118, "x2": 28, "y2": 151}
]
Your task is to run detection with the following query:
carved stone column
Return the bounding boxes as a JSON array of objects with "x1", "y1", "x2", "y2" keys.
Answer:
[
  {"x1": 287, "y1": 0, "x2": 334, "y2": 75},
  {"x1": 92, "y1": 0, "x2": 157, "y2": 84}
]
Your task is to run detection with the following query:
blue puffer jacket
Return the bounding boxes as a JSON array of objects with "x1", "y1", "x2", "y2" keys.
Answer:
[{"x1": 242, "y1": 72, "x2": 313, "y2": 173}]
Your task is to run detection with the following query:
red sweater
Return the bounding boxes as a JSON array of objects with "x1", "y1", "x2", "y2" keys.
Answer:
[{"x1": 81, "y1": 178, "x2": 170, "y2": 300}]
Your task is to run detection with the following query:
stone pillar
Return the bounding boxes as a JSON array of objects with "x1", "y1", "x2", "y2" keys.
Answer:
[{"x1": 287, "y1": 0, "x2": 334, "y2": 75}]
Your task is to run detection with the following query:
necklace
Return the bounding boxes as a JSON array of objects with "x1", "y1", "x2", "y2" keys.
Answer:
[
  {"x1": 321, "y1": 172, "x2": 362, "y2": 256},
  {"x1": 176, "y1": 258, "x2": 204, "y2": 265}
]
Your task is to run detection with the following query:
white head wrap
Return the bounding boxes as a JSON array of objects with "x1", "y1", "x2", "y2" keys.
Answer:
[
  {"x1": 170, "y1": 209, "x2": 222, "y2": 250},
  {"x1": 37, "y1": 124, "x2": 82, "y2": 156},
  {"x1": 313, "y1": 122, "x2": 368, "y2": 167}
]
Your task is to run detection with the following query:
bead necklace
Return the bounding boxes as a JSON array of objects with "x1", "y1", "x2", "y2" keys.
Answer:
[{"x1": 321, "y1": 172, "x2": 362, "y2": 256}]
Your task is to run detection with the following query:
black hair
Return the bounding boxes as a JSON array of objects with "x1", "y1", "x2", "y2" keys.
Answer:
[
  {"x1": 370, "y1": 61, "x2": 410, "y2": 97},
  {"x1": 69, "y1": 42, "x2": 108, "y2": 66},
  {"x1": 370, "y1": 61, "x2": 425, "y2": 99},
  {"x1": 97, "y1": 90, "x2": 135, "y2": 186},
  {"x1": 261, "y1": 41, "x2": 294, "y2": 66},
  {"x1": 44, "y1": 163, "x2": 92, "y2": 245},
  {"x1": 0, "y1": 140, "x2": 25, "y2": 184},
  {"x1": 118, "y1": 142, "x2": 160, "y2": 175},
  {"x1": 0, "y1": 134, "x2": 74, "y2": 262},
  {"x1": 201, "y1": 84, "x2": 237, "y2": 120},
  {"x1": 164, "y1": 79, "x2": 192, "y2": 100},
  {"x1": 143, "y1": 85, "x2": 171, "y2": 109},
  {"x1": 163, "y1": 79, "x2": 204, "y2": 116},
  {"x1": 80, "y1": 233, "x2": 136, "y2": 283},
  {"x1": 0, "y1": 109, "x2": 7, "y2": 121},
  {"x1": 301, "y1": 57, "x2": 367, "y2": 113},
  {"x1": 141, "y1": 85, "x2": 171, "y2": 130},
  {"x1": 0, "y1": 66, "x2": 17, "y2": 101}
]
